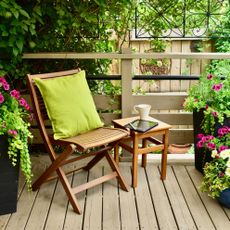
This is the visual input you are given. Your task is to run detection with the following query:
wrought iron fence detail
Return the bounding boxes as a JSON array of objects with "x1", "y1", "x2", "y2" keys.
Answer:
[{"x1": 135, "y1": 0, "x2": 229, "y2": 39}]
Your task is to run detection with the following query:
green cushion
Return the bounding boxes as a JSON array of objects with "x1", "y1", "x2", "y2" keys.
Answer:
[{"x1": 34, "y1": 70, "x2": 103, "y2": 140}]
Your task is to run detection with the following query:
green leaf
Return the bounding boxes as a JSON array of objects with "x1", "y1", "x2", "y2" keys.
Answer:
[
  {"x1": 19, "y1": 9, "x2": 30, "y2": 18},
  {"x1": 16, "y1": 39, "x2": 23, "y2": 51},
  {"x1": 12, "y1": 47, "x2": 19, "y2": 56}
]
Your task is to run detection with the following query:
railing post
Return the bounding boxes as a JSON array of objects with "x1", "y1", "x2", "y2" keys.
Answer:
[{"x1": 121, "y1": 48, "x2": 133, "y2": 118}]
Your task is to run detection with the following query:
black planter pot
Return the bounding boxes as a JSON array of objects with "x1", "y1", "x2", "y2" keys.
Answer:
[
  {"x1": 193, "y1": 110, "x2": 230, "y2": 173},
  {"x1": 0, "y1": 135, "x2": 19, "y2": 215},
  {"x1": 218, "y1": 188, "x2": 230, "y2": 209}
]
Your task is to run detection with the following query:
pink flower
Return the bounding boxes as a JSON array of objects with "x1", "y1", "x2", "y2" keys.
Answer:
[
  {"x1": 196, "y1": 140, "x2": 204, "y2": 148},
  {"x1": 10, "y1": 89, "x2": 20, "y2": 99},
  {"x1": 207, "y1": 142, "x2": 215, "y2": 150},
  {"x1": 219, "y1": 172, "x2": 224, "y2": 178},
  {"x1": 218, "y1": 146, "x2": 228, "y2": 152},
  {"x1": 197, "y1": 133, "x2": 204, "y2": 139},
  {"x1": 8, "y1": 129, "x2": 18, "y2": 136},
  {"x1": 218, "y1": 126, "x2": 230, "y2": 136},
  {"x1": 0, "y1": 77, "x2": 7, "y2": 84},
  {"x1": 0, "y1": 93, "x2": 4, "y2": 103},
  {"x1": 212, "y1": 83, "x2": 223, "y2": 91},
  {"x1": 207, "y1": 74, "x2": 213, "y2": 80},
  {"x1": 212, "y1": 111, "x2": 218, "y2": 117},
  {"x1": 2, "y1": 82, "x2": 10, "y2": 90},
  {"x1": 205, "y1": 104, "x2": 209, "y2": 110}
]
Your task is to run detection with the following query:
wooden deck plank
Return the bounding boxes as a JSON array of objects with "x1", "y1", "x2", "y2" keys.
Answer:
[
  {"x1": 83, "y1": 166, "x2": 103, "y2": 230},
  {"x1": 135, "y1": 166, "x2": 158, "y2": 229},
  {"x1": 164, "y1": 166, "x2": 197, "y2": 230},
  {"x1": 173, "y1": 165, "x2": 215, "y2": 230},
  {"x1": 63, "y1": 170, "x2": 88, "y2": 230},
  {"x1": 103, "y1": 165, "x2": 120, "y2": 230},
  {"x1": 187, "y1": 166, "x2": 230, "y2": 230},
  {"x1": 119, "y1": 164, "x2": 139, "y2": 230},
  {"x1": 25, "y1": 179, "x2": 57, "y2": 230},
  {"x1": 5, "y1": 184, "x2": 38, "y2": 230},
  {"x1": 44, "y1": 177, "x2": 72, "y2": 230},
  {"x1": 146, "y1": 164, "x2": 178, "y2": 230}
]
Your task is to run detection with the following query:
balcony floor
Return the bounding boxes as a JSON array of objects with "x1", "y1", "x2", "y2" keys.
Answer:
[{"x1": 0, "y1": 155, "x2": 230, "y2": 230}]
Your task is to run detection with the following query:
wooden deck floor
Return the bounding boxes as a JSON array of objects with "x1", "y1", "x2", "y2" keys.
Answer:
[{"x1": 0, "y1": 155, "x2": 230, "y2": 230}]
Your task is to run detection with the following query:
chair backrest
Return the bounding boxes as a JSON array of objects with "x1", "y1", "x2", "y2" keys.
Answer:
[{"x1": 27, "y1": 69, "x2": 81, "y2": 152}]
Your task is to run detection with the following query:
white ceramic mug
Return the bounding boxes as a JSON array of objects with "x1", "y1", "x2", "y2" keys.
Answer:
[{"x1": 134, "y1": 104, "x2": 151, "y2": 120}]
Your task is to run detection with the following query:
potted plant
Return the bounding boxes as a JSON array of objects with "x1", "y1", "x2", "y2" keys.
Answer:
[
  {"x1": 195, "y1": 126, "x2": 230, "y2": 208},
  {"x1": 183, "y1": 73, "x2": 230, "y2": 172},
  {"x1": 0, "y1": 76, "x2": 33, "y2": 215}
]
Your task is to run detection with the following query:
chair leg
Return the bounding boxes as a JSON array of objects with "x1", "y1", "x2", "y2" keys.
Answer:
[
  {"x1": 32, "y1": 144, "x2": 75, "y2": 191},
  {"x1": 83, "y1": 151, "x2": 105, "y2": 171},
  {"x1": 105, "y1": 152, "x2": 130, "y2": 192},
  {"x1": 57, "y1": 167, "x2": 82, "y2": 214}
]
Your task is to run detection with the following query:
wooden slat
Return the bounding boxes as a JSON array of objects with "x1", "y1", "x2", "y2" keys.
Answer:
[
  {"x1": 173, "y1": 165, "x2": 215, "y2": 230},
  {"x1": 135, "y1": 167, "x2": 158, "y2": 229},
  {"x1": 83, "y1": 167, "x2": 103, "y2": 230},
  {"x1": 133, "y1": 93, "x2": 187, "y2": 110},
  {"x1": 25, "y1": 179, "x2": 57, "y2": 230},
  {"x1": 44, "y1": 177, "x2": 71, "y2": 229},
  {"x1": 119, "y1": 165, "x2": 139, "y2": 229},
  {"x1": 150, "y1": 112, "x2": 192, "y2": 125},
  {"x1": 5, "y1": 185, "x2": 38, "y2": 229},
  {"x1": 169, "y1": 129, "x2": 194, "y2": 144},
  {"x1": 187, "y1": 166, "x2": 230, "y2": 230},
  {"x1": 64, "y1": 170, "x2": 88, "y2": 229},
  {"x1": 103, "y1": 165, "x2": 120, "y2": 230},
  {"x1": 146, "y1": 164, "x2": 178, "y2": 229},
  {"x1": 164, "y1": 166, "x2": 197, "y2": 229}
]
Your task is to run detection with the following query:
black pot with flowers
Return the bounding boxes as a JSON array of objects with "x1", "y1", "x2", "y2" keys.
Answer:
[
  {"x1": 183, "y1": 73, "x2": 230, "y2": 172},
  {"x1": 0, "y1": 76, "x2": 33, "y2": 215}
]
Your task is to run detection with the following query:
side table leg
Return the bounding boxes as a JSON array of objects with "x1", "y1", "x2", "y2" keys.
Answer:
[
  {"x1": 114, "y1": 144, "x2": 120, "y2": 165},
  {"x1": 141, "y1": 139, "x2": 147, "y2": 167},
  {"x1": 161, "y1": 130, "x2": 169, "y2": 180},
  {"x1": 132, "y1": 135, "x2": 139, "y2": 187}
]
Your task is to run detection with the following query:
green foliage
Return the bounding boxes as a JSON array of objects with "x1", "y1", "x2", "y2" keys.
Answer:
[
  {"x1": 0, "y1": 77, "x2": 33, "y2": 188},
  {"x1": 184, "y1": 73, "x2": 230, "y2": 134},
  {"x1": 201, "y1": 149, "x2": 230, "y2": 199}
]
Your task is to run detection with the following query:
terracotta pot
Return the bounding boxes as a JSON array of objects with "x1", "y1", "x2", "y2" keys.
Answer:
[{"x1": 168, "y1": 144, "x2": 192, "y2": 154}]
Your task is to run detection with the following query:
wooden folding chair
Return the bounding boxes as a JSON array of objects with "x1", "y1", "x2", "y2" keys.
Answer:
[{"x1": 27, "y1": 69, "x2": 129, "y2": 214}]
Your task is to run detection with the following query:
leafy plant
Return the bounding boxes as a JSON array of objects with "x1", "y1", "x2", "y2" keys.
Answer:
[
  {"x1": 183, "y1": 73, "x2": 230, "y2": 134},
  {"x1": 0, "y1": 76, "x2": 33, "y2": 188}
]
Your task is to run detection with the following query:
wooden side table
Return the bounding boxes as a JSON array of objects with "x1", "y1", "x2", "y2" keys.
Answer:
[{"x1": 113, "y1": 116, "x2": 172, "y2": 187}]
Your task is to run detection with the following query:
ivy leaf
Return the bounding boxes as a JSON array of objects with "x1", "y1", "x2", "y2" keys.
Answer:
[
  {"x1": 13, "y1": 47, "x2": 19, "y2": 56},
  {"x1": 16, "y1": 39, "x2": 23, "y2": 52}
]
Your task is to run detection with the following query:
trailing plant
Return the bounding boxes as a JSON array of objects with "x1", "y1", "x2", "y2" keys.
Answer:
[{"x1": 0, "y1": 76, "x2": 33, "y2": 188}]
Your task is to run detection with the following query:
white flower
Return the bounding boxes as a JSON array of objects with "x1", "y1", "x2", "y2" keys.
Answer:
[
  {"x1": 227, "y1": 159, "x2": 230, "y2": 168},
  {"x1": 225, "y1": 167, "x2": 230, "y2": 177},
  {"x1": 211, "y1": 150, "x2": 218, "y2": 158},
  {"x1": 219, "y1": 149, "x2": 230, "y2": 159}
]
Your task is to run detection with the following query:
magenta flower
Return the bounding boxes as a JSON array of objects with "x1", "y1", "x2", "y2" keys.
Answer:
[
  {"x1": 8, "y1": 129, "x2": 18, "y2": 136},
  {"x1": 205, "y1": 104, "x2": 209, "y2": 110},
  {"x1": 219, "y1": 172, "x2": 224, "y2": 178},
  {"x1": 2, "y1": 82, "x2": 10, "y2": 91},
  {"x1": 207, "y1": 142, "x2": 216, "y2": 150},
  {"x1": 0, "y1": 77, "x2": 7, "y2": 84},
  {"x1": 218, "y1": 146, "x2": 228, "y2": 152},
  {"x1": 196, "y1": 140, "x2": 204, "y2": 148},
  {"x1": 218, "y1": 126, "x2": 230, "y2": 136},
  {"x1": 197, "y1": 133, "x2": 204, "y2": 139},
  {"x1": 0, "y1": 93, "x2": 4, "y2": 103},
  {"x1": 212, "y1": 83, "x2": 223, "y2": 91},
  {"x1": 10, "y1": 89, "x2": 20, "y2": 99},
  {"x1": 207, "y1": 74, "x2": 213, "y2": 80},
  {"x1": 212, "y1": 111, "x2": 218, "y2": 117}
]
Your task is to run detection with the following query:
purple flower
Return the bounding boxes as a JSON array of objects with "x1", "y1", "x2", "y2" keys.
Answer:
[
  {"x1": 212, "y1": 83, "x2": 223, "y2": 91},
  {"x1": 207, "y1": 74, "x2": 213, "y2": 80},
  {"x1": 0, "y1": 93, "x2": 4, "y2": 103},
  {"x1": 207, "y1": 142, "x2": 216, "y2": 150},
  {"x1": 10, "y1": 89, "x2": 20, "y2": 99},
  {"x1": 218, "y1": 146, "x2": 228, "y2": 153}
]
